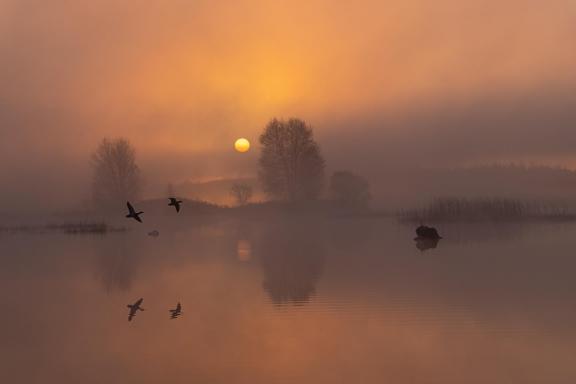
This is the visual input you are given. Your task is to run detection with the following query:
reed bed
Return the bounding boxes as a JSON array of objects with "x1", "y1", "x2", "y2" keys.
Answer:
[
  {"x1": 0, "y1": 222, "x2": 125, "y2": 234},
  {"x1": 400, "y1": 197, "x2": 576, "y2": 222}
]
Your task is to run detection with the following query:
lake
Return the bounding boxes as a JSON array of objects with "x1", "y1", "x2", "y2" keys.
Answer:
[{"x1": 1, "y1": 217, "x2": 576, "y2": 383}]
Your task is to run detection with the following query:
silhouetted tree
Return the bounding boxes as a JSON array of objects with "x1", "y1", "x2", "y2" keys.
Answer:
[
  {"x1": 91, "y1": 138, "x2": 142, "y2": 210},
  {"x1": 258, "y1": 118, "x2": 325, "y2": 201},
  {"x1": 330, "y1": 171, "x2": 371, "y2": 209},
  {"x1": 230, "y1": 182, "x2": 253, "y2": 206}
]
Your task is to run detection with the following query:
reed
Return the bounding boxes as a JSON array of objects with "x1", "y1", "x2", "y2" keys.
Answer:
[
  {"x1": 0, "y1": 222, "x2": 125, "y2": 234},
  {"x1": 399, "y1": 197, "x2": 576, "y2": 222}
]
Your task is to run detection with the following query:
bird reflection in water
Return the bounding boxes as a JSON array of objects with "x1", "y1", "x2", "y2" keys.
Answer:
[
  {"x1": 169, "y1": 302, "x2": 182, "y2": 319},
  {"x1": 127, "y1": 298, "x2": 145, "y2": 321}
]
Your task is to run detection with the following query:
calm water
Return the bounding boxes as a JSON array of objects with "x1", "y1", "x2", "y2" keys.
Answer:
[{"x1": 1, "y1": 218, "x2": 576, "y2": 383}]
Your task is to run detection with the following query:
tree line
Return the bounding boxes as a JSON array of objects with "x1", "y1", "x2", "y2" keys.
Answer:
[{"x1": 91, "y1": 118, "x2": 370, "y2": 210}]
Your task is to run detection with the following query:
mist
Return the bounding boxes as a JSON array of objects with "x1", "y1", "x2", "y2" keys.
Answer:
[{"x1": 2, "y1": 0, "x2": 576, "y2": 213}]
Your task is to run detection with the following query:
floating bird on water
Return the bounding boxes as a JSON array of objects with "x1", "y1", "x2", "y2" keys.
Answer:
[
  {"x1": 168, "y1": 197, "x2": 183, "y2": 213},
  {"x1": 127, "y1": 298, "x2": 145, "y2": 321},
  {"x1": 169, "y1": 302, "x2": 182, "y2": 319},
  {"x1": 126, "y1": 201, "x2": 144, "y2": 223},
  {"x1": 148, "y1": 230, "x2": 160, "y2": 237}
]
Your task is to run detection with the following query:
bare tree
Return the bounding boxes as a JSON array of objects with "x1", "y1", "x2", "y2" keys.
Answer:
[
  {"x1": 230, "y1": 182, "x2": 253, "y2": 206},
  {"x1": 92, "y1": 138, "x2": 142, "y2": 210},
  {"x1": 330, "y1": 171, "x2": 371, "y2": 209},
  {"x1": 258, "y1": 118, "x2": 325, "y2": 201}
]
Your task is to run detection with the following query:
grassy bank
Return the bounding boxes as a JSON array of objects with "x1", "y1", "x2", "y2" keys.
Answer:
[{"x1": 0, "y1": 222, "x2": 126, "y2": 234}]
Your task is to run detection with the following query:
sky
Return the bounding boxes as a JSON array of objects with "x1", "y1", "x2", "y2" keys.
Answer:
[{"x1": 1, "y1": 0, "x2": 576, "y2": 211}]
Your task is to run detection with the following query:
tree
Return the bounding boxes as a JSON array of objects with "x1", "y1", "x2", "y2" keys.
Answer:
[
  {"x1": 258, "y1": 118, "x2": 325, "y2": 201},
  {"x1": 92, "y1": 138, "x2": 142, "y2": 210},
  {"x1": 230, "y1": 182, "x2": 253, "y2": 206},
  {"x1": 330, "y1": 171, "x2": 371, "y2": 209}
]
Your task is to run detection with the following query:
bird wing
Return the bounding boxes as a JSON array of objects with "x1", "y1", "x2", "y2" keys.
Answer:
[
  {"x1": 127, "y1": 201, "x2": 135, "y2": 214},
  {"x1": 134, "y1": 215, "x2": 142, "y2": 223},
  {"x1": 168, "y1": 197, "x2": 176, "y2": 204},
  {"x1": 176, "y1": 303, "x2": 181, "y2": 311},
  {"x1": 175, "y1": 203, "x2": 180, "y2": 212},
  {"x1": 134, "y1": 298, "x2": 143, "y2": 307}
]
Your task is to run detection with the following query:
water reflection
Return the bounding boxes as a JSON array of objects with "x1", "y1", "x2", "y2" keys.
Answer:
[
  {"x1": 415, "y1": 237, "x2": 440, "y2": 252},
  {"x1": 430, "y1": 222, "x2": 529, "y2": 244},
  {"x1": 127, "y1": 297, "x2": 145, "y2": 321},
  {"x1": 237, "y1": 239, "x2": 252, "y2": 262},
  {"x1": 2, "y1": 219, "x2": 576, "y2": 383},
  {"x1": 94, "y1": 234, "x2": 139, "y2": 292},
  {"x1": 257, "y1": 221, "x2": 325, "y2": 305}
]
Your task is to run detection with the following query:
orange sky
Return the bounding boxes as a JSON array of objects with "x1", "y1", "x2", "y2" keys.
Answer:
[{"x1": 1, "y1": 0, "x2": 576, "y2": 209}]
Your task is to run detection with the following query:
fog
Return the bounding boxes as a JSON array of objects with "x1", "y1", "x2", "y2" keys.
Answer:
[{"x1": 2, "y1": 0, "x2": 576, "y2": 212}]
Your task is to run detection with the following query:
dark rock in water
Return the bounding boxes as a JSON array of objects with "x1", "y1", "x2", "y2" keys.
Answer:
[
  {"x1": 415, "y1": 225, "x2": 442, "y2": 239},
  {"x1": 415, "y1": 237, "x2": 440, "y2": 252},
  {"x1": 415, "y1": 226, "x2": 442, "y2": 251}
]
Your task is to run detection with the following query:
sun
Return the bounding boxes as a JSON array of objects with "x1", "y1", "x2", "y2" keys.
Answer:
[{"x1": 234, "y1": 138, "x2": 250, "y2": 153}]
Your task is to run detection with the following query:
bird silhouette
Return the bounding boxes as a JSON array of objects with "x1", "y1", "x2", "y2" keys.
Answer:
[
  {"x1": 126, "y1": 201, "x2": 144, "y2": 223},
  {"x1": 127, "y1": 298, "x2": 145, "y2": 321},
  {"x1": 168, "y1": 197, "x2": 183, "y2": 213},
  {"x1": 169, "y1": 302, "x2": 182, "y2": 319}
]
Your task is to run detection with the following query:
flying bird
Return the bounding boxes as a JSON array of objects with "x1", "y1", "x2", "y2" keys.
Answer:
[
  {"x1": 168, "y1": 197, "x2": 183, "y2": 213},
  {"x1": 126, "y1": 201, "x2": 144, "y2": 223},
  {"x1": 127, "y1": 298, "x2": 145, "y2": 321},
  {"x1": 169, "y1": 302, "x2": 182, "y2": 319}
]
